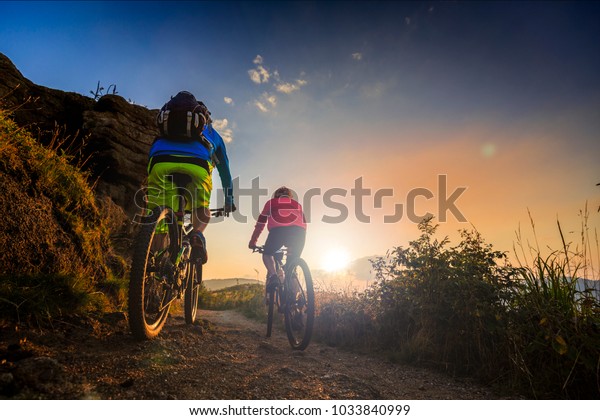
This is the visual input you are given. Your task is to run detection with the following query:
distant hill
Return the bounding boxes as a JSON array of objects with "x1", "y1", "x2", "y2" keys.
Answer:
[{"x1": 203, "y1": 278, "x2": 262, "y2": 291}]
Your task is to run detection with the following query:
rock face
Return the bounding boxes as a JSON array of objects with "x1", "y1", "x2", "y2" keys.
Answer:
[
  {"x1": 0, "y1": 52, "x2": 158, "y2": 217},
  {"x1": 83, "y1": 95, "x2": 157, "y2": 216}
]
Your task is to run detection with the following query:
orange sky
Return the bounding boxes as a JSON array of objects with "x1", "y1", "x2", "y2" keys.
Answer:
[{"x1": 203, "y1": 116, "x2": 600, "y2": 283}]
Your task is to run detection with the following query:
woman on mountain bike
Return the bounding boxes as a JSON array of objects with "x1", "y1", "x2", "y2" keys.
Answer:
[{"x1": 248, "y1": 186, "x2": 307, "y2": 288}]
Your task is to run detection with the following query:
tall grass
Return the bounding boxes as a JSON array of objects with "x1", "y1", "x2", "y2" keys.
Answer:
[{"x1": 508, "y1": 208, "x2": 600, "y2": 398}]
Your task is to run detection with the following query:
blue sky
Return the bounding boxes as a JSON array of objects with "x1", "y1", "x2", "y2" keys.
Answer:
[{"x1": 2, "y1": 1, "x2": 599, "y2": 281}]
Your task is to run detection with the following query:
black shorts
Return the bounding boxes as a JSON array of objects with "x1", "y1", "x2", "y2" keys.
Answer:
[{"x1": 264, "y1": 226, "x2": 306, "y2": 257}]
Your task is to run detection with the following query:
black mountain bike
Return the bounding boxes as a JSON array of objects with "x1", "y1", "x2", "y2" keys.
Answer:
[
  {"x1": 129, "y1": 173, "x2": 224, "y2": 340},
  {"x1": 252, "y1": 246, "x2": 315, "y2": 350}
]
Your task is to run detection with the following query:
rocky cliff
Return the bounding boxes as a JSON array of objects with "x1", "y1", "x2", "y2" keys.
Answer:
[{"x1": 0, "y1": 52, "x2": 157, "y2": 217}]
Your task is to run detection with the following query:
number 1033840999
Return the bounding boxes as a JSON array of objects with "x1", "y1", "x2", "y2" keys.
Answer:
[{"x1": 331, "y1": 404, "x2": 411, "y2": 416}]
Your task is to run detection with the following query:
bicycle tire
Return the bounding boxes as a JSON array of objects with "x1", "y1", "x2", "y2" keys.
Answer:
[
  {"x1": 184, "y1": 261, "x2": 202, "y2": 324},
  {"x1": 128, "y1": 206, "x2": 177, "y2": 340},
  {"x1": 266, "y1": 286, "x2": 276, "y2": 338},
  {"x1": 284, "y1": 258, "x2": 315, "y2": 350}
]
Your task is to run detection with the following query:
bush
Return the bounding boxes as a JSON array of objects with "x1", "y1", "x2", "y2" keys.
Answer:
[{"x1": 313, "y1": 216, "x2": 600, "y2": 398}]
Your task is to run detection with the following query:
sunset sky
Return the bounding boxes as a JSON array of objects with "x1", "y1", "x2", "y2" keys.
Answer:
[{"x1": 1, "y1": 1, "x2": 599, "y2": 282}]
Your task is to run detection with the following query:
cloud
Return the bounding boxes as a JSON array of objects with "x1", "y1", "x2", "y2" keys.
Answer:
[
  {"x1": 254, "y1": 100, "x2": 269, "y2": 113},
  {"x1": 275, "y1": 79, "x2": 308, "y2": 94},
  {"x1": 212, "y1": 118, "x2": 233, "y2": 143},
  {"x1": 248, "y1": 55, "x2": 307, "y2": 113},
  {"x1": 224, "y1": 97, "x2": 234, "y2": 105},
  {"x1": 361, "y1": 82, "x2": 386, "y2": 99},
  {"x1": 352, "y1": 52, "x2": 362, "y2": 61},
  {"x1": 265, "y1": 94, "x2": 277, "y2": 107},
  {"x1": 248, "y1": 54, "x2": 270, "y2": 84},
  {"x1": 254, "y1": 92, "x2": 278, "y2": 113}
]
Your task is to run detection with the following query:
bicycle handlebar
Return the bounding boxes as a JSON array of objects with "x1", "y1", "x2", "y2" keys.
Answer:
[
  {"x1": 251, "y1": 245, "x2": 287, "y2": 254},
  {"x1": 210, "y1": 207, "x2": 229, "y2": 218}
]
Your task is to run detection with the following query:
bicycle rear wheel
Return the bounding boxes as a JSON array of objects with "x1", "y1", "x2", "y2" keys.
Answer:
[
  {"x1": 128, "y1": 206, "x2": 178, "y2": 340},
  {"x1": 184, "y1": 261, "x2": 202, "y2": 324},
  {"x1": 284, "y1": 258, "x2": 314, "y2": 350}
]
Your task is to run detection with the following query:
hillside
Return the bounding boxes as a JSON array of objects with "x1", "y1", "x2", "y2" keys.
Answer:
[{"x1": 0, "y1": 108, "x2": 126, "y2": 322}]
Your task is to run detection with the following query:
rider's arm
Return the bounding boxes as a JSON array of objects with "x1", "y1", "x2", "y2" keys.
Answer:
[
  {"x1": 208, "y1": 126, "x2": 234, "y2": 207},
  {"x1": 249, "y1": 201, "x2": 271, "y2": 247}
]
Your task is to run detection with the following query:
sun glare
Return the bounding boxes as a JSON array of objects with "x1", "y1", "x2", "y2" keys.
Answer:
[{"x1": 322, "y1": 248, "x2": 351, "y2": 272}]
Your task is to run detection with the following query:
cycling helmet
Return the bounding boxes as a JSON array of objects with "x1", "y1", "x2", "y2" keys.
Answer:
[{"x1": 273, "y1": 186, "x2": 293, "y2": 198}]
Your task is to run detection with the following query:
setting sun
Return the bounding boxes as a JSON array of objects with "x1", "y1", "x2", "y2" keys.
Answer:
[{"x1": 322, "y1": 248, "x2": 351, "y2": 272}]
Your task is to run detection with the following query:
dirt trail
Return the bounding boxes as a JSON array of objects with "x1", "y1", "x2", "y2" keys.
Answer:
[{"x1": 0, "y1": 309, "x2": 502, "y2": 399}]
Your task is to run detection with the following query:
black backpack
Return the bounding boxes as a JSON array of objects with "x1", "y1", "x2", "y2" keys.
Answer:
[{"x1": 156, "y1": 91, "x2": 206, "y2": 140}]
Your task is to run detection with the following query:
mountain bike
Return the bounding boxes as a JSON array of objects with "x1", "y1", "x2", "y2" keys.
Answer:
[
  {"x1": 129, "y1": 172, "x2": 224, "y2": 340},
  {"x1": 252, "y1": 246, "x2": 315, "y2": 350}
]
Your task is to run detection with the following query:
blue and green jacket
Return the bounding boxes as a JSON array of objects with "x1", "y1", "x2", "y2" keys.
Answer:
[{"x1": 148, "y1": 124, "x2": 234, "y2": 205}]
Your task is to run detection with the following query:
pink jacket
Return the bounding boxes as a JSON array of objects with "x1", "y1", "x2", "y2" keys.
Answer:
[{"x1": 249, "y1": 197, "x2": 307, "y2": 245}]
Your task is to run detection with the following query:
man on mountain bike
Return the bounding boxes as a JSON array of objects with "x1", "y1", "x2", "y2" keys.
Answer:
[
  {"x1": 147, "y1": 91, "x2": 235, "y2": 263},
  {"x1": 248, "y1": 186, "x2": 307, "y2": 289}
]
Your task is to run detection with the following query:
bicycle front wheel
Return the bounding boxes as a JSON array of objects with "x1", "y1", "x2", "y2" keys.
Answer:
[
  {"x1": 184, "y1": 261, "x2": 202, "y2": 324},
  {"x1": 284, "y1": 258, "x2": 315, "y2": 350},
  {"x1": 266, "y1": 286, "x2": 277, "y2": 338},
  {"x1": 128, "y1": 206, "x2": 177, "y2": 340}
]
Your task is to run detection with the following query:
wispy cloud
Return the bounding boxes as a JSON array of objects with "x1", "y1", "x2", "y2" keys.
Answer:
[
  {"x1": 248, "y1": 54, "x2": 271, "y2": 84},
  {"x1": 275, "y1": 79, "x2": 308, "y2": 94},
  {"x1": 248, "y1": 55, "x2": 308, "y2": 112},
  {"x1": 212, "y1": 118, "x2": 233, "y2": 143},
  {"x1": 352, "y1": 52, "x2": 362, "y2": 61},
  {"x1": 224, "y1": 97, "x2": 234, "y2": 105},
  {"x1": 254, "y1": 92, "x2": 277, "y2": 113},
  {"x1": 254, "y1": 100, "x2": 269, "y2": 113}
]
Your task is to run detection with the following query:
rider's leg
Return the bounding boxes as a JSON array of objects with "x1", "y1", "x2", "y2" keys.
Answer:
[
  {"x1": 192, "y1": 206, "x2": 211, "y2": 233},
  {"x1": 190, "y1": 206, "x2": 210, "y2": 263},
  {"x1": 283, "y1": 227, "x2": 306, "y2": 297},
  {"x1": 262, "y1": 254, "x2": 277, "y2": 277},
  {"x1": 263, "y1": 229, "x2": 285, "y2": 289},
  {"x1": 146, "y1": 163, "x2": 177, "y2": 254},
  {"x1": 188, "y1": 166, "x2": 212, "y2": 263},
  {"x1": 284, "y1": 226, "x2": 307, "y2": 261}
]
